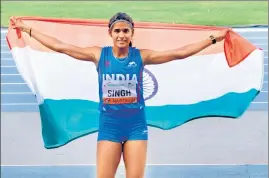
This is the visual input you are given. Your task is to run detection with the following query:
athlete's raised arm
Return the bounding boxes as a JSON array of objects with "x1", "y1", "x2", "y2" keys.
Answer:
[
  {"x1": 141, "y1": 28, "x2": 230, "y2": 65},
  {"x1": 10, "y1": 17, "x2": 100, "y2": 65}
]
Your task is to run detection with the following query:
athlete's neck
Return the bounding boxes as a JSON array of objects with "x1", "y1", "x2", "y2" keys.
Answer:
[{"x1": 112, "y1": 46, "x2": 129, "y2": 59}]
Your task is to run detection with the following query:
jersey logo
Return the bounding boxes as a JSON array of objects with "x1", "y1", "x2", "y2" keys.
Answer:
[{"x1": 127, "y1": 61, "x2": 137, "y2": 68}]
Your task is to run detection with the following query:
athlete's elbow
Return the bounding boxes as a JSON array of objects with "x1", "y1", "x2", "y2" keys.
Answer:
[
  {"x1": 176, "y1": 50, "x2": 194, "y2": 59},
  {"x1": 52, "y1": 43, "x2": 66, "y2": 53}
]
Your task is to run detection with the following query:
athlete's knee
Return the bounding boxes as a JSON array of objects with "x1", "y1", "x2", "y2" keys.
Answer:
[
  {"x1": 97, "y1": 171, "x2": 115, "y2": 178},
  {"x1": 97, "y1": 160, "x2": 119, "y2": 178},
  {"x1": 126, "y1": 170, "x2": 145, "y2": 178}
]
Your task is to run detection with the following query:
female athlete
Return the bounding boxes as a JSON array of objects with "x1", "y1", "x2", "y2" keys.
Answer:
[{"x1": 10, "y1": 12, "x2": 229, "y2": 178}]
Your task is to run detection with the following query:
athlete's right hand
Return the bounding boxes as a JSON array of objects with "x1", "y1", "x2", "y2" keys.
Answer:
[{"x1": 10, "y1": 16, "x2": 29, "y2": 32}]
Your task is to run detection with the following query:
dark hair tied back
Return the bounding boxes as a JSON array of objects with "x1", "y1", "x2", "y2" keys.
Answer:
[{"x1": 108, "y1": 12, "x2": 134, "y2": 29}]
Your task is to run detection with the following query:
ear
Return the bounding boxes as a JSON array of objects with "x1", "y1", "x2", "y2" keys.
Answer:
[
  {"x1": 131, "y1": 29, "x2": 135, "y2": 37},
  {"x1": 108, "y1": 29, "x2": 112, "y2": 37}
]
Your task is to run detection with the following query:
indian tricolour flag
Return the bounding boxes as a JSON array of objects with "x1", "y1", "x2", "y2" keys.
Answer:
[{"x1": 6, "y1": 17, "x2": 264, "y2": 149}]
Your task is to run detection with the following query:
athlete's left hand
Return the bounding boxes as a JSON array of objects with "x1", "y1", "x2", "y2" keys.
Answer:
[{"x1": 214, "y1": 28, "x2": 231, "y2": 42}]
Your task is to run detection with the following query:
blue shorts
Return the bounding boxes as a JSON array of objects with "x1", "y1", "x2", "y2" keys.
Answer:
[{"x1": 97, "y1": 108, "x2": 148, "y2": 143}]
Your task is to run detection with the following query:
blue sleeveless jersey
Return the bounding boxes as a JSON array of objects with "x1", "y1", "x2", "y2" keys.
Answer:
[{"x1": 97, "y1": 46, "x2": 145, "y2": 112}]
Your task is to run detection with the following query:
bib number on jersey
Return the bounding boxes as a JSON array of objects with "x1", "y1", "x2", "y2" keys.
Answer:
[{"x1": 102, "y1": 80, "x2": 138, "y2": 104}]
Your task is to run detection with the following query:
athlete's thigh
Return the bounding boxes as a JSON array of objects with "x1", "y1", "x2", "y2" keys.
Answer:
[
  {"x1": 123, "y1": 140, "x2": 148, "y2": 178},
  {"x1": 97, "y1": 141, "x2": 122, "y2": 178}
]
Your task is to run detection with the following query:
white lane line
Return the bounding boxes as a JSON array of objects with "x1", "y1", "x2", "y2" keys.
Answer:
[
  {"x1": 254, "y1": 43, "x2": 268, "y2": 46},
  {"x1": 1, "y1": 103, "x2": 37, "y2": 106},
  {"x1": 0, "y1": 163, "x2": 263, "y2": 166},
  {"x1": 244, "y1": 37, "x2": 268, "y2": 39},
  {"x1": 1, "y1": 58, "x2": 13, "y2": 60},
  {"x1": 1, "y1": 74, "x2": 20, "y2": 76},
  {"x1": 234, "y1": 28, "x2": 268, "y2": 32},
  {"x1": 1, "y1": 66, "x2": 16, "y2": 68},
  {"x1": 1, "y1": 51, "x2": 11, "y2": 54},
  {"x1": 251, "y1": 102, "x2": 268, "y2": 104},
  {"x1": 1, "y1": 83, "x2": 27, "y2": 85},
  {"x1": 1, "y1": 92, "x2": 33, "y2": 94}
]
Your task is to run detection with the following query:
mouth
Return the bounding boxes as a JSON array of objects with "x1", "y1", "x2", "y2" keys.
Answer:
[{"x1": 117, "y1": 40, "x2": 127, "y2": 44}]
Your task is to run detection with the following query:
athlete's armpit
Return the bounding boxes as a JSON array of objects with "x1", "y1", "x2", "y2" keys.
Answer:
[{"x1": 56, "y1": 44, "x2": 101, "y2": 64}]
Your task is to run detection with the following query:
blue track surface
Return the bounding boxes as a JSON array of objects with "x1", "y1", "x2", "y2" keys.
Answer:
[
  {"x1": 1, "y1": 165, "x2": 268, "y2": 178},
  {"x1": 1, "y1": 28, "x2": 268, "y2": 112}
]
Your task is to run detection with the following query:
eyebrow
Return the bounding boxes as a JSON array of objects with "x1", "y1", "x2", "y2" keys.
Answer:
[
  {"x1": 114, "y1": 27, "x2": 130, "y2": 30},
  {"x1": 113, "y1": 28, "x2": 130, "y2": 32}
]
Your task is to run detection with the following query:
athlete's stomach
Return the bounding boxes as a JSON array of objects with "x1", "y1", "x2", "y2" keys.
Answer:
[{"x1": 99, "y1": 101, "x2": 145, "y2": 112}]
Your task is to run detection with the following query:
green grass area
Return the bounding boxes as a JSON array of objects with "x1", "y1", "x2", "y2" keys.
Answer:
[{"x1": 1, "y1": 1, "x2": 268, "y2": 27}]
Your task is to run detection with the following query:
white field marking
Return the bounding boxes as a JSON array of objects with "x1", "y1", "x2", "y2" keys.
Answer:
[
  {"x1": 0, "y1": 163, "x2": 250, "y2": 166},
  {"x1": 1, "y1": 103, "x2": 37, "y2": 106}
]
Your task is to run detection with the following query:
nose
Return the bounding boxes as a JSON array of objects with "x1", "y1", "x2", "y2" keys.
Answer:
[{"x1": 118, "y1": 31, "x2": 125, "y2": 38}]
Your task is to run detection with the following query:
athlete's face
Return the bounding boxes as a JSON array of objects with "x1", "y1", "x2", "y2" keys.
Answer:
[{"x1": 109, "y1": 22, "x2": 134, "y2": 48}]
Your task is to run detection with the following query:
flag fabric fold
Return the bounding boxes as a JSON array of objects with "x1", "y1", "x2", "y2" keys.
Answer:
[{"x1": 6, "y1": 17, "x2": 264, "y2": 149}]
